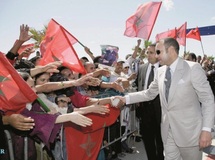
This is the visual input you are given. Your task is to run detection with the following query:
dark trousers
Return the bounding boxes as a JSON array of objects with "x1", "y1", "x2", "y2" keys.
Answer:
[{"x1": 139, "y1": 102, "x2": 164, "y2": 160}]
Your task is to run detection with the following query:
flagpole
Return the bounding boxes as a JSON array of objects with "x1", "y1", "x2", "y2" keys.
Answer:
[
  {"x1": 200, "y1": 40, "x2": 205, "y2": 56},
  {"x1": 147, "y1": 2, "x2": 162, "y2": 40},
  {"x1": 37, "y1": 97, "x2": 50, "y2": 112},
  {"x1": 183, "y1": 45, "x2": 186, "y2": 58},
  {"x1": 51, "y1": 18, "x2": 94, "y2": 55}
]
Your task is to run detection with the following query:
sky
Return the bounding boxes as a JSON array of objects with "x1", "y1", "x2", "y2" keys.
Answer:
[{"x1": 0, "y1": 0, "x2": 215, "y2": 61}]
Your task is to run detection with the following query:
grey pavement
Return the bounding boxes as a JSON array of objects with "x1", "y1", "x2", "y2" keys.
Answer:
[{"x1": 121, "y1": 137, "x2": 215, "y2": 160}]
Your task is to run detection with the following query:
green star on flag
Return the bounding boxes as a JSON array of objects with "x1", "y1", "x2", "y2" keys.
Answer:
[
  {"x1": 80, "y1": 134, "x2": 96, "y2": 157},
  {"x1": 0, "y1": 75, "x2": 9, "y2": 96}
]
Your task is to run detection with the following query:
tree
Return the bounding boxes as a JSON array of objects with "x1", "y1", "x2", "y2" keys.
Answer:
[
  {"x1": 29, "y1": 26, "x2": 47, "y2": 49},
  {"x1": 132, "y1": 39, "x2": 152, "y2": 60}
]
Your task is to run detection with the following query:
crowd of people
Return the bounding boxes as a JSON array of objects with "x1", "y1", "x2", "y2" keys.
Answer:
[{"x1": 1, "y1": 24, "x2": 215, "y2": 160}]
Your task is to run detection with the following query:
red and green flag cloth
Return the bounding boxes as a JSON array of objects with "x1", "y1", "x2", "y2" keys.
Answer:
[
  {"x1": 0, "y1": 52, "x2": 37, "y2": 115},
  {"x1": 124, "y1": 1, "x2": 162, "y2": 40},
  {"x1": 65, "y1": 104, "x2": 120, "y2": 160},
  {"x1": 40, "y1": 18, "x2": 86, "y2": 74}
]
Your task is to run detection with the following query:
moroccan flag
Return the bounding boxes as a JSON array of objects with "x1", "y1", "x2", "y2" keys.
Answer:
[
  {"x1": 39, "y1": 19, "x2": 86, "y2": 74},
  {"x1": 0, "y1": 52, "x2": 37, "y2": 115},
  {"x1": 99, "y1": 45, "x2": 119, "y2": 66},
  {"x1": 176, "y1": 22, "x2": 187, "y2": 46},
  {"x1": 155, "y1": 28, "x2": 177, "y2": 42},
  {"x1": 124, "y1": 1, "x2": 162, "y2": 40},
  {"x1": 186, "y1": 27, "x2": 201, "y2": 41},
  {"x1": 65, "y1": 104, "x2": 120, "y2": 160}
]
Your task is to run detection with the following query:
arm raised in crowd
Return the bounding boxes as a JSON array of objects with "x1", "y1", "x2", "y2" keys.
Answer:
[
  {"x1": 55, "y1": 112, "x2": 92, "y2": 127},
  {"x1": 36, "y1": 74, "x2": 101, "y2": 93},
  {"x1": 84, "y1": 46, "x2": 95, "y2": 61},
  {"x1": 6, "y1": 24, "x2": 32, "y2": 61},
  {"x1": 30, "y1": 61, "x2": 62, "y2": 77}
]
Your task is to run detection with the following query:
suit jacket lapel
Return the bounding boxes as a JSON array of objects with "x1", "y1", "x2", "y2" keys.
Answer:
[
  {"x1": 159, "y1": 67, "x2": 167, "y2": 106},
  {"x1": 168, "y1": 58, "x2": 184, "y2": 104}
]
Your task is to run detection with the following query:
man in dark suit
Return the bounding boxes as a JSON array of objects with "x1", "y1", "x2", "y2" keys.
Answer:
[{"x1": 136, "y1": 43, "x2": 164, "y2": 160}]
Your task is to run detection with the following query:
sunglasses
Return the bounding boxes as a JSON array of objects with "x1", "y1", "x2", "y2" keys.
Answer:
[
  {"x1": 57, "y1": 99, "x2": 68, "y2": 103},
  {"x1": 124, "y1": 67, "x2": 129, "y2": 69},
  {"x1": 156, "y1": 50, "x2": 161, "y2": 55}
]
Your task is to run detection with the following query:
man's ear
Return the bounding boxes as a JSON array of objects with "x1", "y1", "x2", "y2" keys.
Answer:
[{"x1": 168, "y1": 46, "x2": 175, "y2": 53}]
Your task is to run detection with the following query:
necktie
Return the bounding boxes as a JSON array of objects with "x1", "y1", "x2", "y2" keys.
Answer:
[
  {"x1": 147, "y1": 65, "x2": 155, "y2": 89},
  {"x1": 165, "y1": 67, "x2": 171, "y2": 102}
]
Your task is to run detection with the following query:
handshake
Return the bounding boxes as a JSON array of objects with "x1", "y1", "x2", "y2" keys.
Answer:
[{"x1": 110, "y1": 96, "x2": 125, "y2": 107}]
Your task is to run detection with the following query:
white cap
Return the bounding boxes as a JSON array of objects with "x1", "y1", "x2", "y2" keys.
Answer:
[{"x1": 123, "y1": 62, "x2": 130, "y2": 68}]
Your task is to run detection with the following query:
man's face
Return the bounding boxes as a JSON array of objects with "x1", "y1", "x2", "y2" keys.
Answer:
[
  {"x1": 155, "y1": 41, "x2": 170, "y2": 66},
  {"x1": 115, "y1": 62, "x2": 123, "y2": 74},
  {"x1": 145, "y1": 46, "x2": 158, "y2": 64}
]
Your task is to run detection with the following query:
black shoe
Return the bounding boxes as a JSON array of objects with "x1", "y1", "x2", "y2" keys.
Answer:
[
  {"x1": 126, "y1": 148, "x2": 134, "y2": 154},
  {"x1": 135, "y1": 136, "x2": 141, "y2": 142}
]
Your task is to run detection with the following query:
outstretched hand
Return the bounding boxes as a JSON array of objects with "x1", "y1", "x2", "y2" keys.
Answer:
[
  {"x1": 75, "y1": 75, "x2": 101, "y2": 86},
  {"x1": 69, "y1": 112, "x2": 92, "y2": 127},
  {"x1": 41, "y1": 61, "x2": 62, "y2": 73},
  {"x1": 19, "y1": 46, "x2": 35, "y2": 58},
  {"x1": 88, "y1": 103, "x2": 110, "y2": 115},
  {"x1": 112, "y1": 82, "x2": 124, "y2": 92},
  {"x1": 19, "y1": 24, "x2": 32, "y2": 42}
]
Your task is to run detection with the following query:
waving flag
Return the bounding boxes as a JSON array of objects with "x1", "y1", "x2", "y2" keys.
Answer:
[
  {"x1": 155, "y1": 28, "x2": 177, "y2": 42},
  {"x1": 0, "y1": 52, "x2": 37, "y2": 115},
  {"x1": 176, "y1": 22, "x2": 187, "y2": 46},
  {"x1": 39, "y1": 19, "x2": 86, "y2": 74},
  {"x1": 124, "y1": 1, "x2": 162, "y2": 40},
  {"x1": 186, "y1": 25, "x2": 215, "y2": 36},
  {"x1": 186, "y1": 27, "x2": 201, "y2": 41},
  {"x1": 65, "y1": 104, "x2": 120, "y2": 160}
]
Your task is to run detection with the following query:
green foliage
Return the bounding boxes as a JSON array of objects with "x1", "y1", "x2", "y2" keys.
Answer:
[
  {"x1": 132, "y1": 40, "x2": 152, "y2": 59},
  {"x1": 29, "y1": 26, "x2": 47, "y2": 48},
  {"x1": 207, "y1": 55, "x2": 215, "y2": 61}
]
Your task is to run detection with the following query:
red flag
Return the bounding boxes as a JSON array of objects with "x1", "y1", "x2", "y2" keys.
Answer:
[
  {"x1": 0, "y1": 52, "x2": 37, "y2": 115},
  {"x1": 40, "y1": 19, "x2": 61, "y2": 56},
  {"x1": 124, "y1": 1, "x2": 162, "y2": 40},
  {"x1": 65, "y1": 104, "x2": 120, "y2": 160},
  {"x1": 16, "y1": 42, "x2": 35, "y2": 58},
  {"x1": 186, "y1": 27, "x2": 201, "y2": 41},
  {"x1": 176, "y1": 22, "x2": 187, "y2": 46},
  {"x1": 39, "y1": 19, "x2": 86, "y2": 74},
  {"x1": 155, "y1": 28, "x2": 177, "y2": 42}
]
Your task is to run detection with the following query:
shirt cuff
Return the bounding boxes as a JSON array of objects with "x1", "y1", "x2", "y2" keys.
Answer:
[
  {"x1": 125, "y1": 95, "x2": 130, "y2": 105},
  {"x1": 202, "y1": 127, "x2": 213, "y2": 132}
]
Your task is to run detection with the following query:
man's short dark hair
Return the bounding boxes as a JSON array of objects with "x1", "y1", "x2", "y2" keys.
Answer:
[{"x1": 163, "y1": 38, "x2": 180, "y2": 54}]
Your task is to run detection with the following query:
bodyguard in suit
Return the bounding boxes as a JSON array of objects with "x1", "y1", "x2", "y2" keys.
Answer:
[
  {"x1": 117, "y1": 38, "x2": 215, "y2": 160},
  {"x1": 136, "y1": 43, "x2": 164, "y2": 160}
]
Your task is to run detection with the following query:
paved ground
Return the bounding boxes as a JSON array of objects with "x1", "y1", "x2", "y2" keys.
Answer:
[
  {"x1": 123, "y1": 138, "x2": 147, "y2": 160},
  {"x1": 121, "y1": 137, "x2": 215, "y2": 160}
]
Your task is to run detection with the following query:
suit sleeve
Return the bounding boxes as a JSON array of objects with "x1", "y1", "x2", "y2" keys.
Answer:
[
  {"x1": 125, "y1": 69, "x2": 159, "y2": 105},
  {"x1": 191, "y1": 63, "x2": 215, "y2": 129}
]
